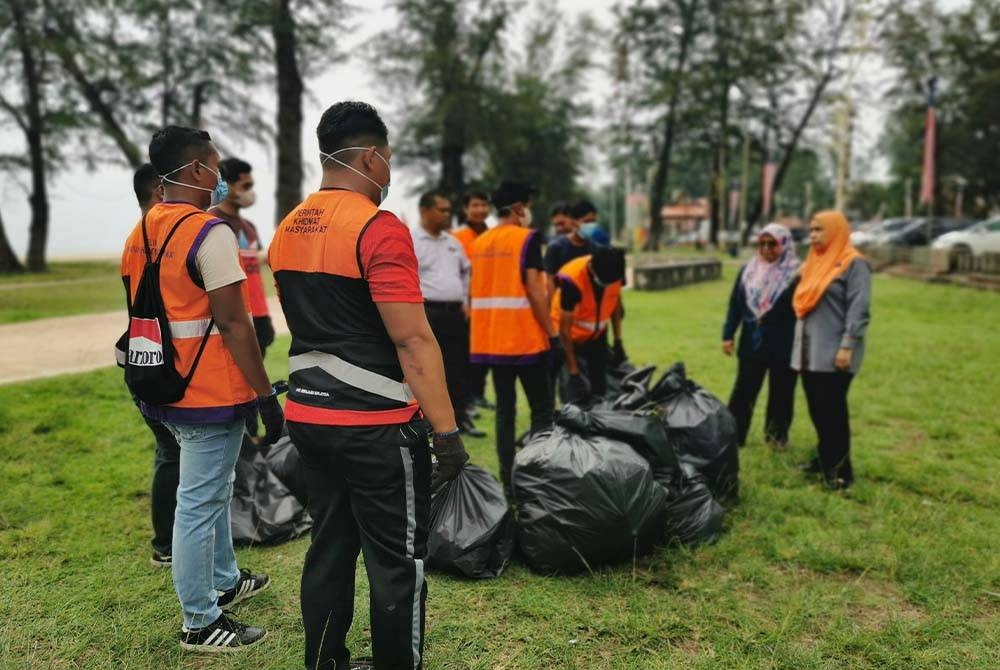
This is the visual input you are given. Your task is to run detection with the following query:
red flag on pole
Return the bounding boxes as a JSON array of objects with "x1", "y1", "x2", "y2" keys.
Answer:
[{"x1": 919, "y1": 77, "x2": 937, "y2": 206}]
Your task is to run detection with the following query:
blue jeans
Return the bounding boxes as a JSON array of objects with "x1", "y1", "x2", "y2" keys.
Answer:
[{"x1": 164, "y1": 419, "x2": 244, "y2": 629}]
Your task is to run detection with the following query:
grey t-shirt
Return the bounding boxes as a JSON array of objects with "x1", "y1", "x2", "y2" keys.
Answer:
[{"x1": 791, "y1": 258, "x2": 872, "y2": 374}]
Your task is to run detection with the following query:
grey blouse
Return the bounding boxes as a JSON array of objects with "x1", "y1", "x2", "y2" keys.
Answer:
[{"x1": 791, "y1": 258, "x2": 872, "y2": 374}]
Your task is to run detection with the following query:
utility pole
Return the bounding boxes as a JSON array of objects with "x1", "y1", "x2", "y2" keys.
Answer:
[
  {"x1": 954, "y1": 176, "x2": 967, "y2": 219},
  {"x1": 804, "y1": 180, "x2": 814, "y2": 220},
  {"x1": 904, "y1": 178, "x2": 913, "y2": 218}
]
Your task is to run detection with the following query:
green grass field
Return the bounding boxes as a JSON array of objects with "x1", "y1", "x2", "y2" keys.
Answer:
[
  {"x1": 0, "y1": 275, "x2": 998, "y2": 669},
  {"x1": 0, "y1": 262, "x2": 277, "y2": 325}
]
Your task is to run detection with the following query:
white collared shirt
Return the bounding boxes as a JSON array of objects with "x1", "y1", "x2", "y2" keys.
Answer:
[{"x1": 411, "y1": 225, "x2": 470, "y2": 302}]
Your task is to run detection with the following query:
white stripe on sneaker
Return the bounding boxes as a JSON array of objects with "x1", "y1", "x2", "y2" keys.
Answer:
[
  {"x1": 217, "y1": 632, "x2": 235, "y2": 647},
  {"x1": 204, "y1": 629, "x2": 223, "y2": 646}
]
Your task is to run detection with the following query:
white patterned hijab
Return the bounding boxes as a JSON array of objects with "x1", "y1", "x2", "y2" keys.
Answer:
[{"x1": 742, "y1": 223, "x2": 800, "y2": 320}]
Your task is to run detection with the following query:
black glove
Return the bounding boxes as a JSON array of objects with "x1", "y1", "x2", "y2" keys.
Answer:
[
  {"x1": 567, "y1": 373, "x2": 592, "y2": 405},
  {"x1": 257, "y1": 387, "x2": 285, "y2": 446},
  {"x1": 548, "y1": 336, "x2": 565, "y2": 370},
  {"x1": 610, "y1": 339, "x2": 627, "y2": 367},
  {"x1": 431, "y1": 428, "x2": 469, "y2": 490}
]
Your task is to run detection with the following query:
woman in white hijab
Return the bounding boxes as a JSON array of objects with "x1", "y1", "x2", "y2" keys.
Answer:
[{"x1": 721, "y1": 223, "x2": 800, "y2": 449}]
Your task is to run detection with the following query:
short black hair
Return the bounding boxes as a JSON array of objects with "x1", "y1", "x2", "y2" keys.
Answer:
[
  {"x1": 570, "y1": 199, "x2": 598, "y2": 219},
  {"x1": 550, "y1": 201, "x2": 573, "y2": 217},
  {"x1": 491, "y1": 180, "x2": 535, "y2": 213},
  {"x1": 462, "y1": 191, "x2": 490, "y2": 207},
  {"x1": 419, "y1": 190, "x2": 450, "y2": 209},
  {"x1": 591, "y1": 246, "x2": 626, "y2": 285},
  {"x1": 316, "y1": 101, "x2": 389, "y2": 154},
  {"x1": 148, "y1": 125, "x2": 214, "y2": 176},
  {"x1": 133, "y1": 163, "x2": 160, "y2": 207},
  {"x1": 218, "y1": 157, "x2": 252, "y2": 184}
]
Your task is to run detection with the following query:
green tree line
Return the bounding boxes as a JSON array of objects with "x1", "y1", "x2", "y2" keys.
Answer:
[{"x1": 0, "y1": 0, "x2": 997, "y2": 272}]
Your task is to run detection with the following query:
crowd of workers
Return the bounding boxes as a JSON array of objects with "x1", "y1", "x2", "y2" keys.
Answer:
[{"x1": 117, "y1": 99, "x2": 869, "y2": 669}]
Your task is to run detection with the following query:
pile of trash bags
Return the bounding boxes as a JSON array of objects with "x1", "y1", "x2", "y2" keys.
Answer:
[
  {"x1": 231, "y1": 434, "x2": 312, "y2": 546},
  {"x1": 227, "y1": 360, "x2": 735, "y2": 579}
]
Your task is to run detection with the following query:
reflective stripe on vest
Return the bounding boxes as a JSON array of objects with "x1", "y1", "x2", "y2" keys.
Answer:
[
  {"x1": 289, "y1": 351, "x2": 414, "y2": 404},
  {"x1": 169, "y1": 318, "x2": 219, "y2": 339},
  {"x1": 574, "y1": 318, "x2": 610, "y2": 331},
  {"x1": 469, "y1": 296, "x2": 531, "y2": 310}
]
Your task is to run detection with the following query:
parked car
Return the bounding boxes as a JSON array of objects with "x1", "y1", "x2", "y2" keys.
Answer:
[
  {"x1": 850, "y1": 218, "x2": 914, "y2": 249},
  {"x1": 931, "y1": 217, "x2": 1000, "y2": 255},
  {"x1": 876, "y1": 218, "x2": 975, "y2": 248}
]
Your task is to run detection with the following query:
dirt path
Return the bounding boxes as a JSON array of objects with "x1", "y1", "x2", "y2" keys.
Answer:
[{"x1": 0, "y1": 297, "x2": 287, "y2": 386}]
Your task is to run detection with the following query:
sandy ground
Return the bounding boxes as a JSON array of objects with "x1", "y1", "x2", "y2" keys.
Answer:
[{"x1": 0, "y1": 297, "x2": 287, "y2": 386}]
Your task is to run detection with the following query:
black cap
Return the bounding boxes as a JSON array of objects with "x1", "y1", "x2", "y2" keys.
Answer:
[
  {"x1": 491, "y1": 180, "x2": 535, "y2": 210},
  {"x1": 591, "y1": 246, "x2": 626, "y2": 285}
]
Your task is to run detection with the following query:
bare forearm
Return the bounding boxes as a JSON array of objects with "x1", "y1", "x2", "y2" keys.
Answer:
[
  {"x1": 612, "y1": 303, "x2": 623, "y2": 341},
  {"x1": 395, "y1": 334, "x2": 457, "y2": 433},
  {"x1": 219, "y1": 319, "x2": 271, "y2": 396}
]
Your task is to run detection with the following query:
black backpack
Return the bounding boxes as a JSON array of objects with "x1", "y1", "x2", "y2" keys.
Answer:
[{"x1": 116, "y1": 211, "x2": 214, "y2": 406}]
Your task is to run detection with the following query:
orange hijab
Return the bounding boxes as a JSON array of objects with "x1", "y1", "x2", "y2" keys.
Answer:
[{"x1": 793, "y1": 210, "x2": 864, "y2": 318}]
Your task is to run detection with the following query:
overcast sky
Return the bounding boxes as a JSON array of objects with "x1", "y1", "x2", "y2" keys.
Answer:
[{"x1": 0, "y1": 0, "x2": 955, "y2": 258}]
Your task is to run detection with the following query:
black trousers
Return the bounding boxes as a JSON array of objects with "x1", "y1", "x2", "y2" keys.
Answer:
[
  {"x1": 425, "y1": 302, "x2": 470, "y2": 423},
  {"x1": 253, "y1": 315, "x2": 275, "y2": 359},
  {"x1": 290, "y1": 418, "x2": 431, "y2": 670},
  {"x1": 491, "y1": 362, "x2": 554, "y2": 486},
  {"x1": 466, "y1": 363, "x2": 489, "y2": 403},
  {"x1": 143, "y1": 415, "x2": 180, "y2": 556},
  {"x1": 802, "y1": 371, "x2": 855, "y2": 483},
  {"x1": 558, "y1": 336, "x2": 610, "y2": 405},
  {"x1": 727, "y1": 358, "x2": 797, "y2": 446}
]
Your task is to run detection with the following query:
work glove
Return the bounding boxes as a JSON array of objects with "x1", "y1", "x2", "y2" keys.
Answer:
[
  {"x1": 431, "y1": 428, "x2": 470, "y2": 491},
  {"x1": 548, "y1": 336, "x2": 565, "y2": 371},
  {"x1": 567, "y1": 373, "x2": 592, "y2": 405},
  {"x1": 257, "y1": 382, "x2": 287, "y2": 446},
  {"x1": 610, "y1": 339, "x2": 628, "y2": 367}
]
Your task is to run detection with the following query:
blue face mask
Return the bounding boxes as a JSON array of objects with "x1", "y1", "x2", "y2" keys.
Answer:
[
  {"x1": 161, "y1": 161, "x2": 228, "y2": 207},
  {"x1": 579, "y1": 222, "x2": 599, "y2": 239}
]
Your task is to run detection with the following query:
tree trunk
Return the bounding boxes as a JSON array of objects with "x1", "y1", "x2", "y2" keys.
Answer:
[
  {"x1": 0, "y1": 209, "x2": 24, "y2": 273},
  {"x1": 741, "y1": 69, "x2": 833, "y2": 244},
  {"x1": 646, "y1": 3, "x2": 695, "y2": 251},
  {"x1": 272, "y1": 0, "x2": 304, "y2": 226},
  {"x1": 11, "y1": 0, "x2": 49, "y2": 271},
  {"x1": 191, "y1": 80, "x2": 207, "y2": 128},
  {"x1": 439, "y1": 101, "x2": 465, "y2": 216},
  {"x1": 708, "y1": 1, "x2": 728, "y2": 247}
]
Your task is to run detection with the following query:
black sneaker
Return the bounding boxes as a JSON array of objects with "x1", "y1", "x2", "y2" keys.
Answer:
[
  {"x1": 458, "y1": 418, "x2": 487, "y2": 438},
  {"x1": 472, "y1": 396, "x2": 495, "y2": 410},
  {"x1": 217, "y1": 569, "x2": 270, "y2": 608},
  {"x1": 150, "y1": 551, "x2": 172, "y2": 568},
  {"x1": 350, "y1": 657, "x2": 374, "y2": 669},
  {"x1": 180, "y1": 611, "x2": 266, "y2": 652},
  {"x1": 799, "y1": 457, "x2": 823, "y2": 475}
]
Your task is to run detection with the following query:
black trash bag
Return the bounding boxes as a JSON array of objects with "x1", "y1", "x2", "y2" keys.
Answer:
[
  {"x1": 265, "y1": 435, "x2": 308, "y2": 506},
  {"x1": 611, "y1": 364, "x2": 658, "y2": 411},
  {"x1": 650, "y1": 362, "x2": 740, "y2": 501},
  {"x1": 555, "y1": 405, "x2": 679, "y2": 474},
  {"x1": 654, "y1": 464, "x2": 724, "y2": 547},
  {"x1": 427, "y1": 465, "x2": 514, "y2": 579},
  {"x1": 513, "y1": 428, "x2": 667, "y2": 574},
  {"x1": 231, "y1": 436, "x2": 312, "y2": 546},
  {"x1": 605, "y1": 359, "x2": 638, "y2": 398}
]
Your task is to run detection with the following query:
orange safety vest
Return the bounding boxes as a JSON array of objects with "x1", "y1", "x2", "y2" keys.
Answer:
[
  {"x1": 452, "y1": 224, "x2": 484, "y2": 261},
  {"x1": 269, "y1": 189, "x2": 420, "y2": 426},
  {"x1": 121, "y1": 202, "x2": 256, "y2": 422},
  {"x1": 550, "y1": 255, "x2": 623, "y2": 343},
  {"x1": 469, "y1": 224, "x2": 550, "y2": 364}
]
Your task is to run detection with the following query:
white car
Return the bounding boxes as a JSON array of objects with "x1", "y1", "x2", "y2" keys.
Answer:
[
  {"x1": 850, "y1": 218, "x2": 914, "y2": 249},
  {"x1": 931, "y1": 217, "x2": 1000, "y2": 255}
]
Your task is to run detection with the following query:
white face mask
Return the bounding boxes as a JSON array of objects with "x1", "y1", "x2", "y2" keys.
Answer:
[
  {"x1": 235, "y1": 189, "x2": 256, "y2": 208},
  {"x1": 320, "y1": 146, "x2": 391, "y2": 204}
]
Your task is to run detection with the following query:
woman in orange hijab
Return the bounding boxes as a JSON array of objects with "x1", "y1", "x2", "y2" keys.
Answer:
[{"x1": 791, "y1": 210, "x2": 871, "y2": 490}]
